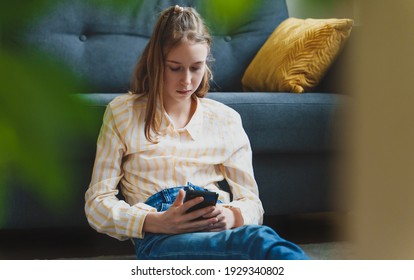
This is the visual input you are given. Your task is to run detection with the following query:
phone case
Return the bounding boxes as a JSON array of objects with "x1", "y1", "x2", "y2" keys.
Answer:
[{"x1": 184, "y1": 189, "x2": 219, "y2": 213}]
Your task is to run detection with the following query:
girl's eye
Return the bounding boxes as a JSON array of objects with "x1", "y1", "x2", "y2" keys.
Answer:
[{"x1": 168, "y1": 66, "x2": 202, "y2": 72}]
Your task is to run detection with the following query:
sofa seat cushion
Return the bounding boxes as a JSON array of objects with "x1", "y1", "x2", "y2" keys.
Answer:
[{"x1": 210, "y1": 92, "x2": 348, "y2": 153}]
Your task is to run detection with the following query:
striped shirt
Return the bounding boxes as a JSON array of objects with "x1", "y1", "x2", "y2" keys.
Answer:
[{"x1": 85, "y1": 93, "x2": 264, "y2": 240}]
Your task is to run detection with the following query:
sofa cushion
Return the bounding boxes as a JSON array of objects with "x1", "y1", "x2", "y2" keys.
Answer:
[
  {"x1": 208, "y1": 92, "x2": 348, "y2": 153},
  {"x1": 21, "y1": 0, "x2": 288, "y2": 93},
  {"x1": 78, "y1": 92, "x2": 349, "y2": 153},
  {"x1": 242, "y1": 18, "x2": 353, "y2": 93}
]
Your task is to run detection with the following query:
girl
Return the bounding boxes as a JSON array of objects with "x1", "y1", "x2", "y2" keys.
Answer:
[{"x1": 85, "y1": 5, "x2": 308, "y2": 260}]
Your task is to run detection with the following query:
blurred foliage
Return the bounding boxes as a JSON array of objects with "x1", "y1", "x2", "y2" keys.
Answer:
[
  {"x1": 302, "y1": 0, "x2": 336, "y2": 10},
  {"x1": 0, "y1": 0, "x2": 55, "y2": 25},
  {"x1": 0, "y1": 0, "x2": 100, "y2": 226},
  {"x1": 89, "y1": 0, "x2": 145, "y2": 11},
  {"x1": 199, "y1": 0, "x2": 258, "y2": 34},
  {"x1": 287, "y1": 0, "x2": 353, "y2": 19},
  {"x1": 0, "y1": 0, "x2": 270, "y2": 227},
  {"x1": 0, "y1": 50, "x2": 100, "y2": 225}
]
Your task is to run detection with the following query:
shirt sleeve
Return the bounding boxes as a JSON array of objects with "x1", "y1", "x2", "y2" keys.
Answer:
[
  {"x1": 84, "y1": 104, "x2": 156, "y2": 241},
  {"x1": 221, "y1": 113, "x2": 264, "y2": 225}
]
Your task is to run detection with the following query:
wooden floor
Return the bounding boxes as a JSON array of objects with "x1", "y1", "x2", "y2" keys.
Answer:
[{"x1": 0, "y1": 212, "x2": 348, "y2": 260}]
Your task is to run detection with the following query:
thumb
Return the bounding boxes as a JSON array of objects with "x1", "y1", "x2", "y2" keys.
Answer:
[{"x1": 172, "y1": 189, "x2": 185, "y2": 207}]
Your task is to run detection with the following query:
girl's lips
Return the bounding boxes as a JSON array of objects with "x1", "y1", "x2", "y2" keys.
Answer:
[{"x1": 177, "y1": 90, "x2": 192, "y2": 94}]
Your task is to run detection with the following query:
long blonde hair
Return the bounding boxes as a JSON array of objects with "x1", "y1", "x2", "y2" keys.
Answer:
[{"x1": 130, "y1": 6, "x2": 212, "y2": 143}]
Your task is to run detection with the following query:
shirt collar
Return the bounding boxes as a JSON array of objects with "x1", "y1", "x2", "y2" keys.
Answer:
[
  {"x1": 159, "y1": 97, "x2": 204, "y2": 141},
  {"x1": 184, "y1": 97, "x2": 203, "y2": 141}
]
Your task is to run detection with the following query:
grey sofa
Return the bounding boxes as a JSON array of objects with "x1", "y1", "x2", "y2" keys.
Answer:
[{"x1": 5, "y1": 0, "x2": 350, "y2": 230}]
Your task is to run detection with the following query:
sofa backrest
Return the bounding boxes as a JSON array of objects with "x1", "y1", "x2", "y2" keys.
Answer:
[{"x1": 22, "y1": 0, "x2": 288, "y2": 93}]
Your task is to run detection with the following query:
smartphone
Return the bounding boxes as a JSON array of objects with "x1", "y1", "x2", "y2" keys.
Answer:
[{"x1": 184, "y1": 189, "x2": 219, "y2": 213}]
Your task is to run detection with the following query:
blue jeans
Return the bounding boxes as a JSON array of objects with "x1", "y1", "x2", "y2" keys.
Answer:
[{"x1": 133, "y1": 183, "x2": 309, "y2": 260}]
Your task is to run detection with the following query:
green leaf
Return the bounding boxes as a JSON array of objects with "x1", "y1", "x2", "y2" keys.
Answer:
[
  {"x1": 199, "y1": 0, "x2": 259, "y2": 34},
  {"x1": 0, "y1": 49, "x2": 100, "y2": 218}
]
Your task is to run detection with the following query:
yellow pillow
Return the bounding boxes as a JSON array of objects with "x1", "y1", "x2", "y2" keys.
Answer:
[{"x1": 242, "y1": 17, "x2": 353, "y2": 93}]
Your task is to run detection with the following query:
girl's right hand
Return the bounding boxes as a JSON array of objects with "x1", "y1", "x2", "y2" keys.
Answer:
[{"x1": 143, "y1": 189, "x2": 219, "y2": 234}]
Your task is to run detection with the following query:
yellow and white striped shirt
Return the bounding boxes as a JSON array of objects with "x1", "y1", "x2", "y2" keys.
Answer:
[{"x1": 85, "y1": 93, "x2": 264, "y2": 240}]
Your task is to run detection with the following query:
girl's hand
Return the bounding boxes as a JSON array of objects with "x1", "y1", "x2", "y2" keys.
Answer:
[
  {"x1": 201, "y1": 204, "x2": 238, "y2": 232},
  {"x1": 143, "y1": 189, "x2": 219, "y2": 234}
]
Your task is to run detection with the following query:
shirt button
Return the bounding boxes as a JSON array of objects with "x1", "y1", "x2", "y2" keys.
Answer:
[
  {"x1": 224, "y1": 35, "x2": 232, "y2": 42},
  {"x1": 79, "y1": 34, "x2": 87, "y2": 42}
]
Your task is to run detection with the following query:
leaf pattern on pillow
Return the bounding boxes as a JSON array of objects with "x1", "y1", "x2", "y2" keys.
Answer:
[{"x1": 242, "y1": 18, "x2": 353, "y2": 93}]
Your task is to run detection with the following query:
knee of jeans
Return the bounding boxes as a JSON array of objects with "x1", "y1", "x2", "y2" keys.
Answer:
[
  {"x1": 260, "y1": 225, "x2": 280, "y2": 236},
  {"x1": 239, "y1": 225, "x2": 281, "y2": 240}
]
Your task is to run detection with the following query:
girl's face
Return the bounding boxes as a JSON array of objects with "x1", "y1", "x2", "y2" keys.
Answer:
[{"x1": 163, "y1": 41, "x2": 208, "y2": 105}]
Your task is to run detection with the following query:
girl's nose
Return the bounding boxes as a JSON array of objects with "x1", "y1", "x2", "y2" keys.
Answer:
[{"x1": 180, "y1": 70, "x2": 191, "y2": 85}]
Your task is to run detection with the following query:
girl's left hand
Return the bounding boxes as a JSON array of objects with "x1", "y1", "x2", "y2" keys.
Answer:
[{"x1": 202, "y1": 205, "x2": 237, "y2": 232}]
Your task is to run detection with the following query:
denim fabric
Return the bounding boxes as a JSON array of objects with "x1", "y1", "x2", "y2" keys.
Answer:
[
  {"x1": 133, "y1": 183, "x2": 309, "y2": 260},
  {"x1": 144, "y1": 182, "x2": 215, "y2": 212}
]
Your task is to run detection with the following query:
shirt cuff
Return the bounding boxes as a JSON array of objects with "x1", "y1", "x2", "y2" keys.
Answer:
[{"x1": 129, "y1": 203, "x2": 157, "y2": 239}]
